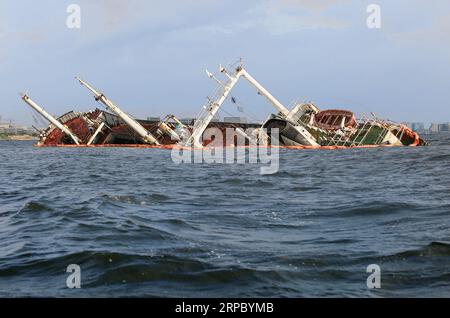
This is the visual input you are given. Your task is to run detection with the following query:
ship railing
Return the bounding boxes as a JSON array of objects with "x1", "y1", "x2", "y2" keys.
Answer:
[
  {"x1": 326, "y1": 114, "x2": 365, "y2": 146},
  {"x1": 326, "y1": 115, "x2": 412, "y2": 147},
  {"x1": 373, "y1": 121, "x2": 391, "y2": 145},
  {"x1": 326, "y1": 128, "x2": 345, "y2": 146},
  {"x1": 287, "y1": 98, "x2": 302, "y2": 112},
  {"x1": 385, "y1": 119, "x2": 411, "y2": 143},
  {"x1": 395, "y1": 125, "x2": 406, "y2": 141},
  {"x1": 326, "y1": 114, "x2": 386, "y2": 147},
  {"x1": 325, "y1": 123, "x2": 347, "y2": 147},
  {"x1": 349, "y1": 115, "x2": 373, "y2": 146},
  {"x1": 374, "y1": 126, "x2": 389, "y2": 145}
]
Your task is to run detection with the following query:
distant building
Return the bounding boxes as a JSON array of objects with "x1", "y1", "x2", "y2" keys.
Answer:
[
  {"x1": 0, "y1": 117, "x2": 35, "y2": 135},
  {"x1": 180, "y1": 118, "x2": 195, "y2": 125},
  {"x1": 428, "y1": 123, "x2": 450, "y2": 133},
  {"x1": 146, "y1": 116, "x2": 160, "y2": 122},
  {"x1": 429, "y1": 123, "x2": 440, "y2": 133},
  {"x1": 223, "y1": 116, "x2": 248, "y2": 123},
  {"x1": 179, "y1": 114, "x2": 221, "y2": 124},
  {"x1": 407, "y1": 122, "x2": 425, "y2": 133},
  {"x1": 440, "y1": 123, "x2": 450, "y2": 132},
  {"x1": 0, "y1": 123, "x2": 13, "y2": 134},
  {"x1": 0, "y1": 115, "x2": 11, "y2": 130}
]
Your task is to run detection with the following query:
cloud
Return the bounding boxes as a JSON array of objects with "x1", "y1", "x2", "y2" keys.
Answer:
[
  {"x1": 263, "y1": 7, "x2": 349, "y2": 33},
  {"x1": 16, "y1": 32, "x2": 46, "y2": 44},
  {"x1": 252, "y1": 0, "x2": 352, "y2": 34},
  {"x1": 279, "y1": 0, "x2": 353, "y2": 12},
  {"x1": 81, "y1": 0, "x2": 352, "y2": 38},
  {"x1": 81, "y1": 0, "x2": 216, "y2": 31},
  {"x1": 168, "y1": 0, "x2": 353, "y2": 37},
  {"x1": 100, "y1": 0, "x2": 133, "y2": 29},
  {"x1": 389, "y1": 13, "x2": 450, "y2": 51},
  {"x1": 0, "y1": 11, "x2": 45, "y2": 45},
  {"x1": 0, "y1": 31, "x2": 45, "y2": 44},
  {"x1": 81, "y1": 0, "x2": 142, "y2": 31}
]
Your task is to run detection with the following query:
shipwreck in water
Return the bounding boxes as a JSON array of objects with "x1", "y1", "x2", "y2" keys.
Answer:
[{"x1": 21, "y1": 60, "x2": 427, "y2": 149}]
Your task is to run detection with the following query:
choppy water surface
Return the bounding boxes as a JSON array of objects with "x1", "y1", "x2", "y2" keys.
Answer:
[{"x1": 1, "y1": 135, "x2": 450, "y2": 297}]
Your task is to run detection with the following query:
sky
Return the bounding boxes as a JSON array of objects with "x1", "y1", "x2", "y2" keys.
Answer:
[{"x1": 0, "y1": 0, "x2": 449, "y2": 126}]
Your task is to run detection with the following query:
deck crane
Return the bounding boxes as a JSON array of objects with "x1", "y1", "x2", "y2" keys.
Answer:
[
  {"x1": 76, "y1": 77, "x2": 160, "y2": 145},
  {"x1": 184, "y1": 61, "x2": 318, "y2": 148}
]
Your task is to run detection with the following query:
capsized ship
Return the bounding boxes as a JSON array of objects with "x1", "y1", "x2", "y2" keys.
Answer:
[
  {"x1": 21, "y1": 60, "x2": 426, "y2": 148},
  {"x1": 263, "y1": 106, "x2": 427, "y2": 147},
  {"x1": 21, "y1": 78, "x2": 260, "y2": 148},
  {"x1": 180, "y1": 60, "x2": 426, "y2": 148}
]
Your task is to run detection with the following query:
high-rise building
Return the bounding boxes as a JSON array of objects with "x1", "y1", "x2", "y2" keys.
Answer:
[
  {"x1": 429, "y1": 123, "x2": 440, "y2": 133},
  {"x1": 223, "y1": 117, "x2": 248, "y2": 123},
  {"x1": 409, "y1": 122, "x2": 425, "y2": 132},
  {"x1": 440, "y1": 123, "x2": 450, "y2": 132},
  {"x1": 428, "y1": 123, "x2": 450, "y2": 133}
]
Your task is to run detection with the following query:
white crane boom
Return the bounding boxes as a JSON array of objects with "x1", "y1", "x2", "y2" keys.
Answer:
[
  {"x1": 186, "y1": 70, "x2": 241, "y2": 148},
  {"x1": 76, "y1": 77, "x2": 159, "y2": 145},
  {"x1": 185, "y1": 64, "x2": 317, "y2": 147},
  {"x1": 21, "y1": 94, "x2": 81, "y2": 145},
  {"x1": 239, "y1": 69, "x2": 290, "y2": 117}
]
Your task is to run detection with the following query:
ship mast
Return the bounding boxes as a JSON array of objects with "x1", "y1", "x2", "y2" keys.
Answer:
[
  {"x1": 238, "y1": 68, "x2": 290, "y2": 117},
  {"x1": 185, "y1": 61, "x2": 317, "y2": 147},
  {"x1": 186, "y1": 67, "x2": 241, "y2": 148},
  {"x1": 20, "y1": 94, "x2": 81, "y2": 145},
  {"x1": 76, "y1": 77, "x2": 160, "y2": 145}
]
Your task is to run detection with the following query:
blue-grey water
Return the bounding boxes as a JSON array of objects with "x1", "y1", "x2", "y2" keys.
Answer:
[{"x1": 1, "y1": 135, "x2": 450, "y2": 298}]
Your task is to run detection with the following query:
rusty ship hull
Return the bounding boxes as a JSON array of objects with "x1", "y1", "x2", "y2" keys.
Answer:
[
  {"x1": 35, "y1": 108, "x2": 261, "y2": 148},
  {"x1": 22, "y1": 60, "x2": 427, "y2": 149}
]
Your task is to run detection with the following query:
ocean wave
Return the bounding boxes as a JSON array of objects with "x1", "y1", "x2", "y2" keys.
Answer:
[
  {"x1": 2, "y1": 140, "x2": 450, "y2": 297},
  {"x1": 19, "y1": 201, "x2": 53, "y2": 213},
  {"x1": 383, "y1": 242, "x2": 450, "y2": 260},
  {"x1": 321, "y1": 201, "x2": 421, "y2": 217}
]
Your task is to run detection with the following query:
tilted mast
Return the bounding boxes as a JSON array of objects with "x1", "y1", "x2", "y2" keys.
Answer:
[
  {"x1": 185, "y1": 67, "x2": 241, "y2": 148},
  {"x1": 185, "y1": 62, "x2": 318, "y2": 147},
  {"x1": 21, "y1": 93, "x2": 81, "y2": 145},
  {"x1": 238, "y1": 68, "x2": 290, "y2": 117},
  {"x1": 76, "y1": 77, "x2": 160, "y2": 145}
]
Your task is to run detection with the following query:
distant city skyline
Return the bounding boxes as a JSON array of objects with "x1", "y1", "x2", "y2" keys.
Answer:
[
  {"x1": 1, "y1": 0, "x2": 450, "y2": 126},
  {"x1": 2, "y1": 112, "x2": 450, "y2": 133}
]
